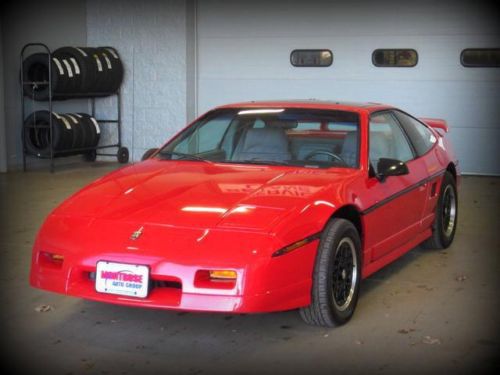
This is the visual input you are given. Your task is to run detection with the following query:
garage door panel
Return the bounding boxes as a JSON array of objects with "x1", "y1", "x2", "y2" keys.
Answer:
[
  {"x1": 449, "y1": 128, "x2": 500, "y2": 175},
  {"x1": 198, "y1": 0, "x2": 499, "y2": 38},
  {"x1": 199, "y1": 35, "x2": 500, "y2": 82},
  {"x1": 197, "y1": 0, "x2": 500, "y2": 174},
  {"x1": 199, "y1": 79, "x2": 500, "y2": 123}
]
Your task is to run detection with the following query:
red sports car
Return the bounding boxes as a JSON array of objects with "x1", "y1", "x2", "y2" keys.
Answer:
[{"x1": 30, "y1": 100, "x2": 459, "y2": 327}]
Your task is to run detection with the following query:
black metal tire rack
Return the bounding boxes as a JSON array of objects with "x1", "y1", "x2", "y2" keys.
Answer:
[{"x1": 20, "y1": 42, "x2": 129, "y2": 172}]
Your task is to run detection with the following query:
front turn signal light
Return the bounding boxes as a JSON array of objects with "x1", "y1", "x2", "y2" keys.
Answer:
[
  {"x1": 39, "y1": 251, "x2": 65, "y2": 269},
  {"x1": 194, "y1": 270, "x2": 237, "y2": 289},
  {"x1": 41, "y1": 251, "x2": 64, "y2": 263},
  {"x1": 50, "y1": 254, "x2": 65, "y2": 262},
  {"x1": 209, "y1": 270, "x2": 237, "y2": 280}
]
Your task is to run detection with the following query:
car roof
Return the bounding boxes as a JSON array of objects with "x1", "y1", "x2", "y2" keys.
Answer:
[{"x1": 216, "y1": 99, "x2": 394, "y2": 113}]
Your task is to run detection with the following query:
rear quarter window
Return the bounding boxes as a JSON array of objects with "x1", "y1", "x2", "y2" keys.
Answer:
[{"x1": 393, "y1": 111, "x2": 436, "y2": 156}]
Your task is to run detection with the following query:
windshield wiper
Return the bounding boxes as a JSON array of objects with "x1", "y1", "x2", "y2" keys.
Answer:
[{"x1": 158, "y1": 150, "x2": 212, "y2": 163}]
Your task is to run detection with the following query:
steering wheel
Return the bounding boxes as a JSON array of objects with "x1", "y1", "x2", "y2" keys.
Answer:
[{"x1": 304, "y1": 150, "x2": 347, "y2": 166}]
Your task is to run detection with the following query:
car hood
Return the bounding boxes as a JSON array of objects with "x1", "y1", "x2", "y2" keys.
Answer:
[{"x1": 53, "y1": 160, "x2": 355, "y2": 232}]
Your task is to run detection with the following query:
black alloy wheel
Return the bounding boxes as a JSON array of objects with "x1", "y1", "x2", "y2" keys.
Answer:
[
  {"x1": 300, "y1": 218, "x2": 361, "y2": 327},
  {"x1": 423, "y1": 171, "x2": 458, "y2": 249}
]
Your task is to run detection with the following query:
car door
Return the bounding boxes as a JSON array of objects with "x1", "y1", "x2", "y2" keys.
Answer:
[
  {"x1": 362, "y1": 111, "x2": 429, "y2": 262},
  {"x1": 392, "y1": 110, "x2": 442, "y2": 231}
]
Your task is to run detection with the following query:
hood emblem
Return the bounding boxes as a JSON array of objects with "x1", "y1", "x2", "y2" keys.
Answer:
[{"x1": 130, "y1": 226, "x2": 144, "y2": 241}]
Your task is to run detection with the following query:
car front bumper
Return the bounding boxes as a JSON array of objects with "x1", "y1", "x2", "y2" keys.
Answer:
[{"x1": 30, "y1": 216, "x2": 318, "y2": 313}]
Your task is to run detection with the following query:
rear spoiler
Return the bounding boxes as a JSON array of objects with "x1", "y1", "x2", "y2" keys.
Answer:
[{"x1": 419, "y1": 118, "x2": 449, "y2": 134}]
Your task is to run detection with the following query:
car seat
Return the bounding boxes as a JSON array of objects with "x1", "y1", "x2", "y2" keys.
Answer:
[{"x1": 231, "y1": 127, "x2": 291, "y2": 162}]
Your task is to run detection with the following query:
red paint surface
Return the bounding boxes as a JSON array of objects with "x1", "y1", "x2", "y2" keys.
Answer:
[{"x1": 30, "y1": 101, "x2": 459, "y2": 313}]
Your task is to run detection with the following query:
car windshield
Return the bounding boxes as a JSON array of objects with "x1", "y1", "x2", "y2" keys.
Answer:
[{"x1": 158, "y1": 108, "x2": 360, "y2": 168}]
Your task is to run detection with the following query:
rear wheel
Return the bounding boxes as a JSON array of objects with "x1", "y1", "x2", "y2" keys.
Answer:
[
  {"x1": 423, "y1": 171, "x2": 458, "y2": 249},
  {"x1": 300, "y1": 218, "x2": 361, "y2": 327}
]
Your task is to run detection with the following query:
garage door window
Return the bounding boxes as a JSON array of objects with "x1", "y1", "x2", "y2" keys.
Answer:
[
  {"x1": 461, "y1": 49, "x2": 500, "y2": 67},
  {"x1": 290, "y1": 50, "x2": 333, "y2": 67},
  {"x1": 372, "y1": 49, "x2": 418, "y2": 67}
]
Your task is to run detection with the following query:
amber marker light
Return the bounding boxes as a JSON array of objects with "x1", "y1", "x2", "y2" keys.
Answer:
[
  {"x1": 40, "y1": 251, "x2": 65, "y2": 269},
  {"x1": 50, "y1": 254, "x2": 65, "y2": 262},
  {"x1": 41, "y1": 251, "x2": 64, "y2": 262},
  {"x1": 209, "y1": 270, "x2": 237, "y2": 280}
]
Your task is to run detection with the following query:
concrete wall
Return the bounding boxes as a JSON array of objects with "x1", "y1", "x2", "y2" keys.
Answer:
[
  {"x1": 86, "y1": 0, "x2": 190, "y2": 162},
  {"x1": 0, "y1": 19, "x2": 7, "y2": 172},
  {"x1": 1, "y1": 0, "x2": 88, "y2": 170}
]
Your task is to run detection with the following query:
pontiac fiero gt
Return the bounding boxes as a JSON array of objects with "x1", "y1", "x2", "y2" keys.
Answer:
[{"x1": 30, "y1": 100, "x2": 459, "y2": 326}]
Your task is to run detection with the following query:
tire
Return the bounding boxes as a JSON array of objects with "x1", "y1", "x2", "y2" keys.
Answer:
[
  {"x1": 141, "y1": 148, "x2": 159, "y2": 161},
  {"x1": 99, "y1": 47, "x2": 124, "y2": 93},
  {"x1": 50, "y1": 112, "x2": 75, "y2": 153},
  {"x1": 300, "y1": 218, "x2": 361, "y2": 327},
  {"x1": 95, "y1": 48, "x2": 115, "y2": 94},
  {"x1": 22, "y1": 53, "x2": 70, "y2": 100},
  {"x1": 23, "y1": 111, "x2": 73, "y2": 157},
  {"x1": 80, "y1": 47, "x2": 108, "y2": 94},
  {"x1": 24, "y1": 111, "x2": 56, "y2": 157},
  {"x1": 72, "y1": 113, "x2": 91, "y2": 147},
  {"x1": 422, "y1": 172, "x2": 458, "y2": 249},
  {"x1": 53, "y1": 47, "x2": 93, "y2": 94},
  {"x1": 23, "y1": 47, "x2": 122, "y2": 99},
  {"x1": 77, "y1": 113, "x2": 101, "y2": 147},
  {"x1": 64, "y1": 114, "x2": 86, "y2": 149},
  {"x1": 58, "y1": 57, "x2": 79, "y2": 94},
  {"x1": 61, "y1": 114, "x2": 82, "y2": 150}
]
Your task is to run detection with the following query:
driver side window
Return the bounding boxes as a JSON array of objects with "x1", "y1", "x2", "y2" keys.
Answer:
[{"x1": 369, "y1": 113, "x2": 414, "y2": 174}]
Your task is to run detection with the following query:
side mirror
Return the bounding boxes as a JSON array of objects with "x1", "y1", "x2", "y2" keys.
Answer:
[
  {"x1": 141, "y1": 148, "x2": 159, "y2": 161},
  {"x1": 376, "y1": 158, "x2": 409, "y2": 182}
]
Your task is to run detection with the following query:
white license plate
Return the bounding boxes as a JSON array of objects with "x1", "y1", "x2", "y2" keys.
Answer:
[{"x1": 95, "y1": 261, "x2": 150, "y2": 298}]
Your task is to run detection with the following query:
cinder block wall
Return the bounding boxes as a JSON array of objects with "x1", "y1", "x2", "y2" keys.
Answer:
[
  {"x1": 1, "y1": 0, "x2": 88, "y2": 170},
  {"x1": 86, "y1": 0, "x2": 189, "y2": 161}
]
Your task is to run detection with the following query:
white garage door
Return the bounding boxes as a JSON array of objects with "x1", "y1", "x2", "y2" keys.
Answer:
[{"x1": 197, "y1": 0, "x2": 500, "y2": 175}]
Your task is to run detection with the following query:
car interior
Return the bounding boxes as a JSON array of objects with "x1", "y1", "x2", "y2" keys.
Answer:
[
  {"x1": 165, "y1": 109, "x2": 361, "y2": 168},
  {"x1": 226, "y1": 115, "x2": 359, "y2": 168},
  {"x1": 369, "y1": 113, "x2": 415, "y2": 173}
]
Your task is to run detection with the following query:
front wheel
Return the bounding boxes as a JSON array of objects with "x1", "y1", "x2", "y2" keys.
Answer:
[
  {"x1": 423, "y1": 171, "x2": 458, "y2": 249},
  {"x1": 300, "y1": 218, "x2": 361, "y2": 327}
]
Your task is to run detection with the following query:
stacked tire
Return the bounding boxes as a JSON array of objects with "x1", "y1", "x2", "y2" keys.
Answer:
[
  {"x1": 23, "y1": 111, "x2": 101, "y2": 158},
  {"x1": 22, "y1": 46, "x2": 123, "y2": 100}
]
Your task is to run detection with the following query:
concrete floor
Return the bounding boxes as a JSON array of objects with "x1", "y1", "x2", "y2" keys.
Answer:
[{"x1": 0, "y1": 163, "x2": 499, "y2": 375}]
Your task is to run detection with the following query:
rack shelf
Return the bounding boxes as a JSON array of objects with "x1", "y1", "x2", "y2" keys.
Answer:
[{"x1": 20, "y1": 42, "x2": 129, "y2": 172}]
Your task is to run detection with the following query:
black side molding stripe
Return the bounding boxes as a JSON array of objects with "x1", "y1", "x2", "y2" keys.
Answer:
[
  {"x1": 361, "y1": 169, "x2": 446, "y2": 216},
  {"x1": 272, "y1": 232, "x2": 322, "y2": 257}
]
